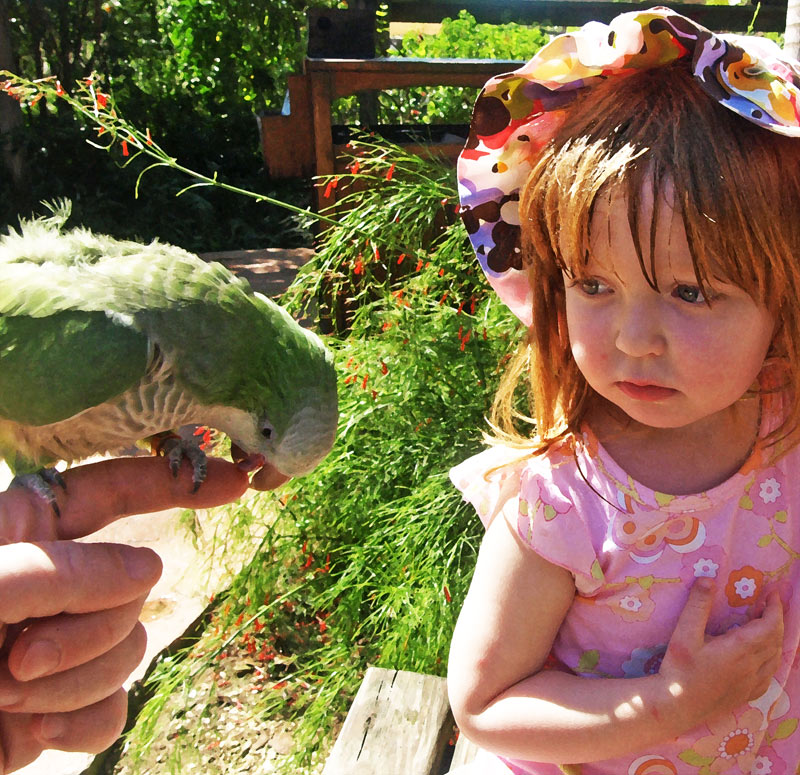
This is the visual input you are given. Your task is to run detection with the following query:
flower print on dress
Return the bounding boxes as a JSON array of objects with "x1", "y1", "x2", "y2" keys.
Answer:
[
  {"x1": 622, "y1": 644, "x2": 667, "y2": 678},
  {"x1": 686, "y1": 707, "x2": 766, "y2": 773},
  {"x1": 725, "y1": 566, "x2": 766, "y2": 607},
  {"x1": 742, "y1": 468, "x2": 787, "y2": 519},
  {"x1": 750, "y1": 678, "x2": 791, "y2": 731},
  {"x1": 612, "y1": 508, "x2": 706, "y2": 565},
  {"x1": 748, "y1": 749, "x2": 785, "y2": 775},
  {"x1": 626, "y1": 754, "x2": 678, "y2": 774},
  {"x1": 598, "y1": 576, "x2": 680, "y2": 623}
]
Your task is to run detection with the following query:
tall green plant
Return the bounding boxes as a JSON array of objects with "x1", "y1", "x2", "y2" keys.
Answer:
[{"x1": 115, "y1": 139, "x2": 520, "y2": 774}]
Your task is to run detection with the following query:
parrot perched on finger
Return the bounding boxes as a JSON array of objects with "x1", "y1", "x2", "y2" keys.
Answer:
[{"x1": 0, "y1": 203, "x2": 338, "y2": 501}]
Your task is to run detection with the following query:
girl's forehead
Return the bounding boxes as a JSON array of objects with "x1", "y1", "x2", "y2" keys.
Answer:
[{"x1": 582, "y1": 184, "x2": 696, "y2": 280}]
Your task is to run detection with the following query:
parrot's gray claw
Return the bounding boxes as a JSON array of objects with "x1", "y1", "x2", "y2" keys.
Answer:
[
  {"x1": 10, "y1": 468, "x2": 67, "y2": 517},
  {"x1": 159, "y1": 437, "x2": 208, "y2": 493}
]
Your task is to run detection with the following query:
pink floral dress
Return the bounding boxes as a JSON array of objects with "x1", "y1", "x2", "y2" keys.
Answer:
[{"x1": 450, "y1": 428, "x2": 800, "y2": 775}]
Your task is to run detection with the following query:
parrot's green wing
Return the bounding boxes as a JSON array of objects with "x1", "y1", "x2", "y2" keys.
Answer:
[{"x1": 0, "y1": 309, "x2": 149, "y2": 425}]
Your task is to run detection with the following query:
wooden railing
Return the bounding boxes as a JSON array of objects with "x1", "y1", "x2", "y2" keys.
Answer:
[{"x1": 258, "y1": 0, "x2": 789, "y2": 204}]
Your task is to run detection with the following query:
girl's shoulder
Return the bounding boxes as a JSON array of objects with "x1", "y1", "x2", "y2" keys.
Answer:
[{"x1": 449, "y1": 433, "x2": 588, "y2": 529}]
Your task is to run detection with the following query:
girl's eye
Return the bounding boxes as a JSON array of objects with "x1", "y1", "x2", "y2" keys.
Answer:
[
  {"x1": 673, "y1": 284, "x2": 706, "y2": 304},
  {"x1": 576, "y1": 278, "x2": 608, "y2": 296}
]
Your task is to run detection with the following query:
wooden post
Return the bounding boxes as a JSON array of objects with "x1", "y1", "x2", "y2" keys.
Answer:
[{"x1": 310, "y1": 70, "x2": 335, "y2": 210}]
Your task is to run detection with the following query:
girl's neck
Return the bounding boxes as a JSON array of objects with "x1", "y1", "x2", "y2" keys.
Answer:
[{"x1": 586, "y1": 397, "x2": 761, "y2": 495}]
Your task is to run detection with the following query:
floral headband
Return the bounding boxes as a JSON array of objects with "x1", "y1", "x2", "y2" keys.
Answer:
[{"x1": 457, "y1": 6, "x2": 800, "y2": 325}]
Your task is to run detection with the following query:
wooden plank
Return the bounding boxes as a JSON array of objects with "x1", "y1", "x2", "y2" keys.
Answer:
[
  {"x1": 322, "y1": 667, "x2": 453, "y2": 775},
  {"x1": 449, "y1": 733, "x2": 482, "y2": 772},
  {"x1": 387, "y1": 0, "x2": 787, "y2": 32},
  {"x1": 306, "y1": 57, "x2": 523, "y2": 99}
]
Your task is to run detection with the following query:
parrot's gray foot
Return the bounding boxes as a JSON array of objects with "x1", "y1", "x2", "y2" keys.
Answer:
[
  {"x1": 156, "y1": 435, "x2": 208, "y2": 493},
  {"x1": 10, "y1": 468, "x2": 67, "y2": 517}
]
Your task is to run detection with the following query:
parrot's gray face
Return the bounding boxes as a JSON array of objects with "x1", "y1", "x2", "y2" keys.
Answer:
[{"x1": 222, "y1": 403, "x2": 338, "y2": 482}]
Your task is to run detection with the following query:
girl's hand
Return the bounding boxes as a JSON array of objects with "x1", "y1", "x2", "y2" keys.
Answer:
[{"x1": 658, "y1": 578, "x2": 784, "y2": 732}]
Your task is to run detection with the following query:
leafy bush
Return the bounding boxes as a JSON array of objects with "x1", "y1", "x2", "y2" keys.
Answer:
[
  {"x1": 332, "y1": 12, "x2": 551, "y2": 125},
  {"x1": 115, "y1": 138, "x2": 521, "y2": 774}
]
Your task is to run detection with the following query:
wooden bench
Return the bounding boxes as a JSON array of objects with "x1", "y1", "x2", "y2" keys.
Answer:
[{"x1": 322, "y1": 667, "x2": 481, "y2": 775}]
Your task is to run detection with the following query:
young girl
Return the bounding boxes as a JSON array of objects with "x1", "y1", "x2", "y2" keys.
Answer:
[{"x1": 447, "y1": 8, "x2": 800, "y2": 774}]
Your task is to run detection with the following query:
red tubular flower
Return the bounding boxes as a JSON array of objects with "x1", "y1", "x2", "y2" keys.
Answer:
[
  {"x1": 439, "y1": 291, "x2": 449, "y2": 305},
  {"x1": 55, "y1": 81, "x2": 64, "y2": 96},
  {"x1": 415, "y1": 259, "x2": 423, "y2": 271},
  {"x1": 146, "y1": 127, "x2": 153, "y2": 145},
  {"x1": 443, "y1": 585, "x2": 452, "y2": 603},
  {"x1": 397, "y1": 253, "x2": 406, "y2": 265},
  {"x1": 373, "y1": 246, "x2": 380, "y2": 261},
  {"x1": 121, "y1": 140, "x2": 129, "y2": 157},
  {"x1": 361, "y1": 374, "x2": 369, "y2": 389},
  {"x1": 95, "y1": 93, "x2": 109, "y2": 109},
  {"x1": 353, "y1": 255, "x2": 364, "y2": 275},
  {"x1": 381, "y1": 361, "x2": 388, "y2": 375},
  {"x1": 386, "y1": 163, "x2": 395, "y2": 180},
  {"x1": 438, "y1": 268, "x2": 444, "y2": 277}
]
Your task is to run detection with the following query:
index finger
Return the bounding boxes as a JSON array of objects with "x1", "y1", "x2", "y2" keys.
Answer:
[{"x1": 56, "y1": 456, "x2": 249, "y2": 540}]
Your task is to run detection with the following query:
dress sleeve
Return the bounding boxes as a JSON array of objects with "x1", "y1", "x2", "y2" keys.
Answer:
[
  {"x1": 450, "y1": 445, "x2": 605, "y2": 596},
  {"x1": 515, "y1": 462, "x2": 605, "y2": 596}
]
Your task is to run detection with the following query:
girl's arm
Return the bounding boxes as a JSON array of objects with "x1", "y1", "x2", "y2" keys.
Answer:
[{"x1": 447, "y1": 513, "x2": 784, "y2": 764}]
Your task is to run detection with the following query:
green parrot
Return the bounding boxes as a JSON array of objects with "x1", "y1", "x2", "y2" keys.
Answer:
[{"x1": 0, "y1": 204, "x2": 338, "y2": 504}]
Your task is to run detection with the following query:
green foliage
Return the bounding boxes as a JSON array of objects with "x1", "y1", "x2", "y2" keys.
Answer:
[
  {"x1": 332, "y1": 12, "x2": 550, "y2": 125},
  {"x1": 1, "y1": 0, "x2": 324, "y2": 249},
  {"x1": 118, "y1": 139, "x2": 521, "y2": 773}
]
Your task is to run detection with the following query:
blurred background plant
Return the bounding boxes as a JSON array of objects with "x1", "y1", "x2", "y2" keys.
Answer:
[
  {"x1": 0, "y1": 0, "x2": 331, "y2": 249},
  {"x1": 0, "y1": 0, "x2": 553, "y2": 251}
]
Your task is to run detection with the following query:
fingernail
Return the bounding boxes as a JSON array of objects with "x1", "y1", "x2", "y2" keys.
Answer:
[
  {"x1": 123, "y1": 547, "x2": 160, "y2": 582},
  {"x1": 39, "y1": 714, "x2": 66, "y2": 742},
  {"x1": 19, "y1": 640, "x2": 61, "y2": 680}
]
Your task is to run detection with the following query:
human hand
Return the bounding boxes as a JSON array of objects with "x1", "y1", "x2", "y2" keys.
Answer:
[
  {"x1": 0, "y1": 456, "x2": 251, "y2": 773},
  {"x1": 658, "y1": 578, "x2": 784, "y2": 734}
]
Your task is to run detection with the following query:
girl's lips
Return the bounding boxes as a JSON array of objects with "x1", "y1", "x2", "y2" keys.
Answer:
[{"x1": 616, "y1": 381, "x2": 679, "y2": 401}]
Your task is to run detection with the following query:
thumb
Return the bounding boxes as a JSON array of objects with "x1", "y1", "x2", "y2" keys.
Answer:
[{"x1": 671, "y1": 578, "x2": 715, "y2": 651}]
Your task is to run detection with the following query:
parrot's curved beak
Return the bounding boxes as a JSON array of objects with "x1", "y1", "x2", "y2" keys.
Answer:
[
  {"x1": 230, "y1": 443, "x2": 291, "y2": 491},
  {"x1": 250, "y1": 461, "x2": 291, "y2": 491}
]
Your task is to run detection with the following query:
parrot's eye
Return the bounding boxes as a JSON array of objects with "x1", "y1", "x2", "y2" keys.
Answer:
[{"x1": 261, "y1": 424, "x2": 273, "y2": 440}]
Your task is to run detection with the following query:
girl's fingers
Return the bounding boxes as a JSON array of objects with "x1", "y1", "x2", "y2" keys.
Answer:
[
  {"x1": 668, "y1": 578, "x2": 715, "y2": 654},
  {"x1": 0, "y1": 623, "x2": 146, "y2": 714},
  {"x1": 7, "y1": 595, "x2": 148, "y2": 681}
]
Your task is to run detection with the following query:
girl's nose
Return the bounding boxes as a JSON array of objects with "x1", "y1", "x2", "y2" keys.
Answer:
[{"x1": 614, "y1": 300, "x2": 667, "y2": 358}]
